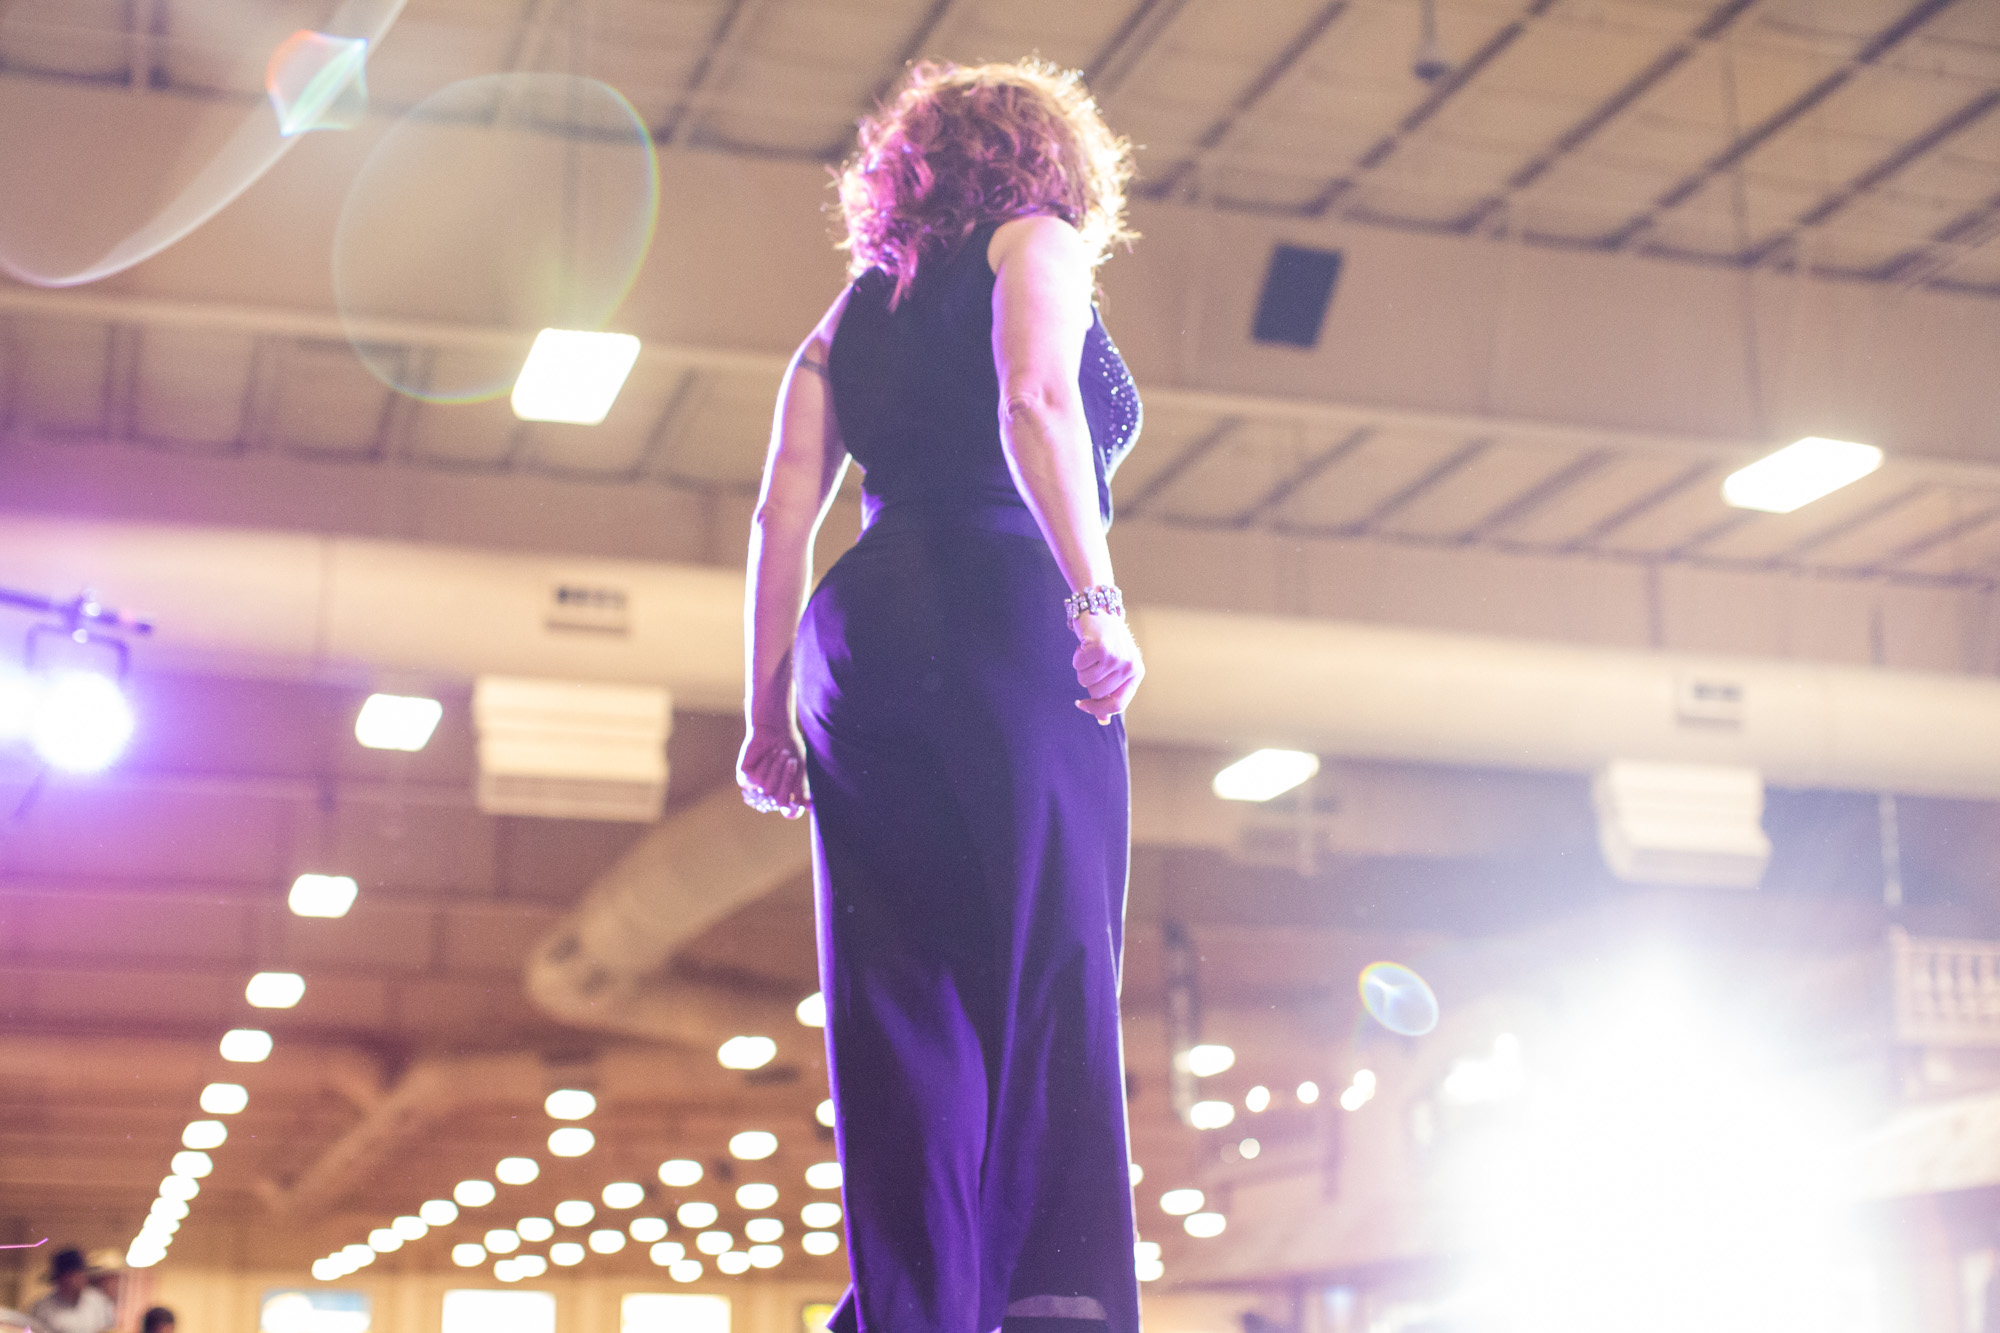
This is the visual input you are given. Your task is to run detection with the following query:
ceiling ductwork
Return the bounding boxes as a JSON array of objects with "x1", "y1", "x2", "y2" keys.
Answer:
[{"x1": 7, "y1": 515, "x2": 2000, "y2": 799}]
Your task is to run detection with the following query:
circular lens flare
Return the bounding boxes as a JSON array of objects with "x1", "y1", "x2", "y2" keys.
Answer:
[{"x1": 1359, "y1": 961, "x2": 1440, "y2": 1036}]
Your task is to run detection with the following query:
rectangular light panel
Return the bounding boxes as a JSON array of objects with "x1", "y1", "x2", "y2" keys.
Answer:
[
  {"x1": 1213, "y1": 748, "x2": 1321, "y2": 802},
  {"x1": 355, "y1": 692, "x2": 443, "y2": 751},
  {"x1": 511, "y1": 329, "x2": 641, "y2": 425},
  {"x1": 1722, "y1": 436, "x2": 1882, "y2": 514}
]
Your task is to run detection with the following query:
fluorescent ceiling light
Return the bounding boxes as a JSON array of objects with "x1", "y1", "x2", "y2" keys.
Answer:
[
  {"x1": 355, "y1": 693, "x2": 443, "y2": 751},
  {"x1": 657, "y1": 1159, "x2": 702, "y2": 1188},
  {"x1": 495, "y1": 1156, "x2": 539, "y2": 1185},
  {"x1": 288, "y1": 873, "x2": 357, "y2": 919},
  {"x1": 511, "y1": 329, "x2": 642, "y2": 425},
  {"x1": 1213, "y1": 748, "x2": 1320, "y2": 802},
  {"x1": 548, "y1": 1126, "x2": 595, "y2": 1157},
  {"x1": 718, "y1": 1035, "x2": 777, "y2": 1070},
  {"x1": 1722, "y1": 436, "x2": 1882, "y2": 513},
  {"x1": 218, "y1": 1029, "x2": 273, "y2": 1063},
  {"x1": 1174, "y1": 1043, "x2": 1235, "y2": 1077},
  {"x1": 182, "y1": 1119, "x2": 228, "y2": 1150},
  {"x1": 245, "y1": 971, "x2": 305, "y2": 1008},
  {"x1": 729, "y1": 1130, "x2": 778, "y2": 1160},
  {"x1": 199, "y1": 1082, "x2": 248, "y2": 1114}
]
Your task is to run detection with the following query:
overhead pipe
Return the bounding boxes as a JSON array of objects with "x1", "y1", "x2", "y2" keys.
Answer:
[{"x1": 7, "y1": 515, "x2": 2000, "y2": 797}]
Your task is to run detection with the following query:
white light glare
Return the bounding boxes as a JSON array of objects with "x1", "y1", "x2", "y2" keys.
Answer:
[
  {"x1": 677, "y1": 1202, "x2": 719, "y2": 1229},
  {"x1": 182, "y1": 1120, "x2": 227, "y2": 1150},
  {"x1": 483, "y1": 1229, "x2": 520, "y2": 1255},
  {"x1": 151, "y1": 1199, "x2": 189, "y2": 1221},
  {"x1": 392, "y1": 1215, "x2": 429, "y2": 1241},
  {"x1": 159, "y1": 1174, "x2": 200, "y2": 1200},
  {"x1": 367, "y1": 1229, "x2": 401, "y2": 1253},
  {"x1": 1160, "y1": 1188, "x2": 1204, "y2": 1216},
  {"x1": 1129, "y1": 1162, "x2": 1144, "y2": 1186},
  {"x1": 454, "y1": 1179, "x2": 497, "y2": 1207},
  {"x1": 1722, "y1": 436, "x2": 1882, "y2": 514},
  {"x1": 717, "y1": 1251, "x2": 753, "y2": 1275},
  {"x1": 737, "y1": 1183, "x2": 778, "y2": 1210},
  {"x1": 219, "y1": 1029, "x2": 273, "y2": 1063},
  {"x1": 30, "y1": 672, "x2": 135, "y2": 773},
  {"x1": 629, "y1": 1217, "x2": 668, "y2": 1243},
  {"x1": 1175, "y1": 1043, "x2": 1235, "y2": 1077},
  {"x1": 800, "y1": 1201, "x2": 842, "y2": 1230},
  {"x1": 1339, "y1": 1069, "x2": 1377, "y2": 1112},
  {"x1": 419, "y1": 1199, "x2": 459, "y2": 1227},
  {"x1": 1245, "y1": 1085, "x2": 1271, "y2": 1113},
  {"x1": 200, "y1": 1082, "x2": 248, "y2": 1115},
  {"x1": 816, "y1": 1098, "x2": 836, "y2": 1127},
  {"x1": 516, "y1": 1217, "x2": 553, "y2": 1243},
  {"x1": 718, "y1": 1035, "x2": 777, "y2": 1070},
  {"x1": 511, "y1": 329, "x2": 643, "y2": 425},
  {"x1": 354, "y1": 693, "x2": 443, "y2": 751},
  {"x1": 602, "y1": 1181, "x2": 645, "y2": 1209},
  {"x1": 554, "y1": 1199, "x2": 596, "y2": 1227},
  {"x1": 495, "y1": 1156, "x2": 540, "y2": 1185},
  {"x1": 245, "y1": 971, "x2": 306, "y2": 1008},
  {"x1": 1238, "y1": 1137, "x2": 1261, "y2": 1159},
  {"x1": 1441, "y1": 1034, "x2": 1526, "y2": 1106},
  {"x1": 1297, "y1": 1080, "x2": 1321, "y2": 1105},
  {"x1": 1136, "y1": 1238, "x2": 1165, "y2": 1283},
  {"x1": 801, "y1": 1231, "x2": 840, "y2": 1256},
  {"x1": 805, "y1": 1161, "x2": 843, "y2": 1190},
  {"x1": 670, "y1": 1258, "x2": 704, "y2": 1282},
  {"x1": 1213, "y1": 748, "x2": 1320, "y2": 801},
  {"x1": 648, "y1": 1242, "x2": 684, "y2": 1266},
  {"x1": 796, "y1": 992, "x2": 827, "y2": 1027},
  {"x1": 1188, "y1": 1100, "x2": 1235, "y2": 1130},
  {"x1": 1185, "y1": 1212, "x2": 1227, "y2": 1238},
  {"x1": 549, "y1": 1126, "x2": 595, "y2": 1157},
  {"x1": 513, "y1": 1255, "x2": 548, "y2": 1278},
  {"x1": 552, "y1": 1242, "x2": 586, "y2": 1266},
  {"x1": 748, "y1": 1244, "x2": 783, "y2": 1269},
  {"x1": 287, "y1": 873, "x2": 358, "y2": 919},
  {"x1": 695, "y1": 1231, "x2": 732, "y2": 1256},
  {"x1": 745, "y1": 1218, "x2": 784, "y2": 1243},
  {"x1": 589, "y1": 1229, "x2": 627, "y2": 1255},
  {"x1": 544, "y1": 1088, "x2": 596, "y2": 1120},
  {"x1": 730, "y1": 1130, "x2": 778, "y2": 1160},
  {"x1": 170, "y1": 1152, "x2": 212, "y2": 1179},
  {"x1": 451, "y1": 1243, "x2": 485, "y2": 1268},
  {"x1": 658, "y1": 1159, "x2": 703, "y2": 1188}
]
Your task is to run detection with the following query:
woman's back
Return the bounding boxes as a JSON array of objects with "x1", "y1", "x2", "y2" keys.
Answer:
[{"x1": 829, "y1": 218, "x2": 1140, "y2": 527}]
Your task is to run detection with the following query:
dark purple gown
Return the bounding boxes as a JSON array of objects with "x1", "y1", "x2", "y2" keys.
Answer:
[{"x1": 795, "y1": 219, "x2": 1142, "y2": 1333}]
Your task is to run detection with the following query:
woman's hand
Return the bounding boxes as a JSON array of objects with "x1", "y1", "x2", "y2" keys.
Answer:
[
  {"x1": 738, "y1": 722, "x2": 810, "y2": 818},
  {"x1": 1072, "y1": 611, "x2": 1143, "y2": 725}
]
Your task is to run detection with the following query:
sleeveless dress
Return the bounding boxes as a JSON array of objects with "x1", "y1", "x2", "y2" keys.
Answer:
[{"x1": 795, "y1": 218, "x2": 1142, "y2": 1333}]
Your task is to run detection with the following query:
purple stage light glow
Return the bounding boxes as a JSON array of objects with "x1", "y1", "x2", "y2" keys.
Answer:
[{"x1": 29, "y1": 671, "x2": 135, "y2": 773}]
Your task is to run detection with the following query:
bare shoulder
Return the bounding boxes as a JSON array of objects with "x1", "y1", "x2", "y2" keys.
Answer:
[
  {"x1": 987, "y1": 214, "x2": 1089, "y2": 276},
  {"x1": 795, "y1": 283, "x2": 855, "y2": 375}
]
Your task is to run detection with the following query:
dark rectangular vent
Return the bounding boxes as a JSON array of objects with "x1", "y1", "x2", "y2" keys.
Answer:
[{"x1": 1252, "y1": 244, "x2": 1342, "y2": 348}]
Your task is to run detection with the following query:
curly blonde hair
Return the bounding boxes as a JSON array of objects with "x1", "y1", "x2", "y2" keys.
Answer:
[{"x1": 836, "y1": 59, "x2": 1136, "y2": 305}]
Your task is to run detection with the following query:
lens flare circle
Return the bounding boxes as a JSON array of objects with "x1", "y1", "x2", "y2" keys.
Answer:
[
  {"x1": 331, "y1": 72, "x2": 659, "y2": 405},
  {"x1": 1359, "y1": 961, "x2": 1439, "y2": 1037},
  {"x1": 0, "y1": 0, "x2": 405, "y2": 286}
]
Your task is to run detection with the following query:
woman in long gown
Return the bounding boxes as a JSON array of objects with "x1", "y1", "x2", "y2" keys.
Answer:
[{"x1": 737, "y1": 60, "x2": 1146, "y2": 1333}]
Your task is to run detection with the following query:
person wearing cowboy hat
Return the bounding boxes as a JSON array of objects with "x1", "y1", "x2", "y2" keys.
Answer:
[{"x1": 26, "y1": 1250, "x2": 114, "y2": 1333}]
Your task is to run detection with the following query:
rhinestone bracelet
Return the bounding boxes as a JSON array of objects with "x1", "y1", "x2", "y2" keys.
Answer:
[{"x1": 1063, "y1": 583, "x2": 1125, "y2": 622}]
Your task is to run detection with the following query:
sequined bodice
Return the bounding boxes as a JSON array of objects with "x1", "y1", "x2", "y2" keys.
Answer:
[{"x1": 828, "y1": 220, "x2": 1141, "y2": 528}]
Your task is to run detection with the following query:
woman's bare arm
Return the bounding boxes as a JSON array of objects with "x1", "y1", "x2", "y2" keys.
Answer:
[
  {"x1": 989, "y1": 215, "x2": 1143, "y2": 722},
  {"x1": 739, "y1": 290, "x2": 852, "y2": 814}
]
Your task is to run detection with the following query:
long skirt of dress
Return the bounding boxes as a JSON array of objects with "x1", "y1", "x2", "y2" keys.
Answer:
[{"x1": 795, "y1": 503, "x2": 1140, "y2": 1333}]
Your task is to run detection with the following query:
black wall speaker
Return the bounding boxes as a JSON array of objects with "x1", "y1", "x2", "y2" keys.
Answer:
[{"x1": 1252, "y1": 243, "x2": 1343, "y2": 349}]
